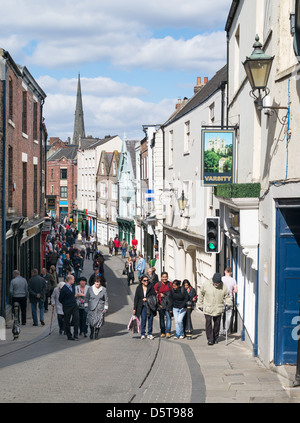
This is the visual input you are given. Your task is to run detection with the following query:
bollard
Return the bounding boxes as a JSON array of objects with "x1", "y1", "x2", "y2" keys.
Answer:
[
  {"x1": 293, "y1": 295, "x2": 300, "y2": 387},
  {"x1": 185, "y1": 301, "x2": 193, "y2": 340}
]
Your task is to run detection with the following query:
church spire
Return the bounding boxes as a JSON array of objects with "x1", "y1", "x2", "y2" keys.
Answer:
[{"x1": 72, "y1": 73, "x2": 85, "y2": 144}]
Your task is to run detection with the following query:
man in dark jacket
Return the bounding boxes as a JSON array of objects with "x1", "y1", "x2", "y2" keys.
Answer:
[
  {"x1": 28, "y1": 269, "x2": 46, "y2": 326},
  {"x1": 59, "y1": 274, "x2": 79, "y2": 340}
]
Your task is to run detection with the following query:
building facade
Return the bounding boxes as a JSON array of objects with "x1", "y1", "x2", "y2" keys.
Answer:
[
  {"x1": 223, "y1": 0, "x2": 300, "y2": 367},
  {"x1": 96, "y1": 150, "x2": 120, "y2": 245},
  {"x1": 0, "y1": 49, "x2": 47, "y2": 316}
]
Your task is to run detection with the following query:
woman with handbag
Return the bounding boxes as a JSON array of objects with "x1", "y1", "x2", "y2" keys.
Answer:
[
  {"x1": 133, "y1": 275, "x2": 157, "y2": 340},
  {"x1": 84, "y1": 276, "x2": 108, "y2": 339}
]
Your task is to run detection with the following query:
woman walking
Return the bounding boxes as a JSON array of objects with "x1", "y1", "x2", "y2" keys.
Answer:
[
  {"x1": 85, "y1": 276, "x2": 108, "y2": 339},
  {"x1": 182, "y1": 279, "x2": 198, "y2": 336},
  {"x1": 133, "y1": 275, "x2": 157, "y2": 339},
  {"x1": 75, "y1": 276, "x2": 89, "y2": 337},
  {"x1": 169, "y1": 280, "x2": 189, "y2": 339},
  {"x1": 125, "y1": 257, "x2": 135, "y2": 285},
  {"x1": 51, "y1": 281, "x2": 65, "y2": 334}
]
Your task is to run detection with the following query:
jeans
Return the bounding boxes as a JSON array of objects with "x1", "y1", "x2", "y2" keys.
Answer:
[
  {"x1": 173, "y1": 307, "x2": 186, "y2": 337},
  {"x1": 158, "y1": 308, "x2": 171, "y2": 334},
  {"x1": 78, "y1": 308, "x2": 88, "y2": 334},
  {"x1": 63, "y1": 304, "x2": 79, "y2": 339},
  {"x1": 31, "y1": 299, "x2": 45, "y2": 325},
  {"x1": 140, "y1": 305, "x2": 153, "y2": 336},
  {"x1": 121, "y1": 247, "x2": 127, "y2": 258}
]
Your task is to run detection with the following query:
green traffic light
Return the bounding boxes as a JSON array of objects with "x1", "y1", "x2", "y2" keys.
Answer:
[{"x1": 208, "y1": 243, "x2": 216, "y2": 250}]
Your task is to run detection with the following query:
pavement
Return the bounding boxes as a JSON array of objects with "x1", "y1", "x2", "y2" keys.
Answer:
[{"x1": 1, "y1": 242, "x2": 300, "y2": 403}]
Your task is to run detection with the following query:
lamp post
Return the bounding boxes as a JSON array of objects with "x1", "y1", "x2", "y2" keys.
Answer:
[
  {"x1": 178, "y1": 190, "x2": 188, "y2": 217},
  {"x1": 242, "y1": 34, "x2": 274, "y2": 110}
]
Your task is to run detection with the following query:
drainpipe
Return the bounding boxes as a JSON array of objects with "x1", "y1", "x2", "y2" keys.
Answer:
[
  {"x1": 253, "y1": 246, "x2": 259, "y2": 357},
  {"x1": 241, "y1": 255, "x2": 246, "y2": 342},
  {"x1": 40, "y1": 99, "x2": 45, "y2": 214},
  {"x1": 1, "y1": 56, "x2": 7, "y2": 317}
]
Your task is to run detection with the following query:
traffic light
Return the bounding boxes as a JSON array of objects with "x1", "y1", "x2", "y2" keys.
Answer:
[{"x1": 205, "y1": 217, "x2": 220, "y2": 253}]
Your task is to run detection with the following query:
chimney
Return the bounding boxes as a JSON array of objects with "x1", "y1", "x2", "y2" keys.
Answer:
[
  {"x1": 175, "y1": 98, "x2": 182, "y2": 109},
  {"x1": 204, "y1": 77, "x2": 209, "y2": 84},
  {"x1": 194, "y1": 77, "x2": 204, "y2": 94}
]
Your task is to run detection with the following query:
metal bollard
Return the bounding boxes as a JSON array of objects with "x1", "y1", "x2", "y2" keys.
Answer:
[
  {"x1": 294, "y1": 295, "x2": 300, "y2": 387},
  {"x1": 185, "y1": 301, "x2": 193, "y2": 340}
]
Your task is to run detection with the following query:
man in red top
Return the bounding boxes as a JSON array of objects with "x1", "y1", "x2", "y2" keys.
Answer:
[
  {"x1": 114, "y1": 237, "x2": 121, "y2": 255},
  {"x1": 154, "y1": 272, "x2": 172, "y2": 338},
  {"x1": 131, "y1": 236, "x2": 138, "y2": 251}
]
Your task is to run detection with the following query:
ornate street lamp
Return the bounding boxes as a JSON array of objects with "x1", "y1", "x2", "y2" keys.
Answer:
[
  {"x1": 178, "y1": 190, "x2": 188, "y2": 216},
  {"x1": 243, "y1": 34, "x2": 274, "y2": 110}
]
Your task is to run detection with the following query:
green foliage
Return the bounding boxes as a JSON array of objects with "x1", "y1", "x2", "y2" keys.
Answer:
[{"x1": 214, "y1": 183, "x2": 261, "y2": 199}]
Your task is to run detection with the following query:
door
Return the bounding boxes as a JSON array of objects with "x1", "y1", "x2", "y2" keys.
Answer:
[{"x1": 275, "y1": 205, "x2": 300, "y2": 365}]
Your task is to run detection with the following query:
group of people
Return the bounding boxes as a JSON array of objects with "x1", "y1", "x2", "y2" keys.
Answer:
[
  {"x1": 9, "y1": 223, "x2": 108, "y2": 341},
  {"x1": 132, "y1": 267, "x2": 237, "y2": 345},
  {"x1": 108, "y1": 236, "x2": 138, "y2": 259}
]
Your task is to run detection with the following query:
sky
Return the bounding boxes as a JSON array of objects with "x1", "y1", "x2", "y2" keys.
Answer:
[{"x1": 0, "y1": 0, "x2": 232, "y2": 141}]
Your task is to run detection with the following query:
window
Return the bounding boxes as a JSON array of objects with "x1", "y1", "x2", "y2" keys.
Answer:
[
  {"x1": 100, "y1": 182, "x2": 106, "y2": 198},
  {"x1": 22, "y1": 162, "x2": 27, "y2": 216},
  {"x1": 8, "y1": 78, "x2": 13, "y2": 121},
  {"x1": 184, "y1": 121, "x2": 190, "y2": 153},
  {"x1": 8, "y1": 146, "x2": 13, "y2": 208},
  {"x1": 60, "y1": 168, "x2": 68, "y2": 179},
  {"x1": 51, "y1": 169, "x2": 53, "y2": 179},
  {"x1": 169, "y1": 130, "x2": 174, "y2": 167},
  {"x1": 113, "y1": 161, "x2": 117, "y2": 175},
  {"x1": 101, "y1": 162, "x2": 105, "y2": 175},
  {"x1": 209, "y1": 103, "x2": 215, "y2": 124},
  {"x1": 100, "y1": 203, "x2": 106, "y2": 219},
  {"x1": 60, "y1": 186, "x2": 68, "y2": 198},
  {"x1": 112, "y1": 183, "x2": 118, "y2": 200},
  {"x1": 294, "y1": 1, "x2": 300, "y2": 58},
  {"x1": 33, "y1": 102, "x2": 38, "y2": 140},
  {"x1": 33, "y1": 165, "x2": 38, "y2": 214},
  {"x1": 22, "y1": 91, "x2": 27, "y2": 134}
]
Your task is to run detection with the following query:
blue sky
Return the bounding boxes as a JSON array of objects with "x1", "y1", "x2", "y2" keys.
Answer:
[{"x1": 0, "y1": 0, "x2": 232, "y2": 141}]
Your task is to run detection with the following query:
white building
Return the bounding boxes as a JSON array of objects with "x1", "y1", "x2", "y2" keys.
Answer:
[
  {"x1": 223, "y1": 0, "x2": 300, "y2": 367},
  {"x1": 156, "y1": 70, "x2": 227, "y2": 296}
]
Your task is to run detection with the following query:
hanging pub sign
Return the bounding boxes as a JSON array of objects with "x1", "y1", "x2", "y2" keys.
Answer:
[{"x1": 201, "y1": 129, "x2": 235, "y2": 186}]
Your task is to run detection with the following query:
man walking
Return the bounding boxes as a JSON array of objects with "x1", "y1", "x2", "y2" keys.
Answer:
[
  {"x1": 136, "y1": 254, "x2": 145, "y2": 279},
  {"x1": 59, "y1": 274, "x2": 79, "y2": 340},
  {"x1": 121, "y1": 238, "x2": 128, "y2": 259},
  {"x1": 10, "y1": 270, "x2": 28, "y2": 325},
  {"x1": 28, "y1": 269, "x2": 46, "y2": 326},
  {"x1": 154, "y1": 272, "x2": 172, "y2": 338},
  {"x1": 199, "y1": 273, "x2": 232, "y2": 345},
  {"x1": 221, "y1": 266, "x2": 238, "y2": 334}
]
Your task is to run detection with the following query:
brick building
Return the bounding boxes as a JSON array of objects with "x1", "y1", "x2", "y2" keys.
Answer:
[
  {"x1": 0, "y1": 49, "x2": 47, "y2": 316},
  {"x1": 46, "y1": 144, "x2": 78, "y2": 223}
]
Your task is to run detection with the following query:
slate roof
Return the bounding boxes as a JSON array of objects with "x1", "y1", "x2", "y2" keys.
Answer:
[
  {"x1": 125, "y1": 140, "x2": 138, "y2": 177},
  {"x1": 164, "y1": 64, "x2": 227, "y2": 127},
  {"x1": 80, "y1": 136, "x2": 117, "y2": 150},
  {"x1": 48, "y1": 145, "x2": 78, "y2": 161}
]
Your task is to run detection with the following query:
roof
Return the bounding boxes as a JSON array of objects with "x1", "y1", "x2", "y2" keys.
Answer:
[
  {"x1": 164, "y1": 64, "x2": 227, "y2": 127},
  {"x1": 48, "y1": 145, "x2": 78, "y2": 161},
  {"x1": 80, "y1": 135, "x2": 117, "y2": 150},
  {"x1": 125, "y1": 140, "x2": 138, "y2": 177}
]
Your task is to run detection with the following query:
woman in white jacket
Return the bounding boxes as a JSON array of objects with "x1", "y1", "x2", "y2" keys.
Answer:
[{"x1": 51, "y1": 281, "x2": 65, "y2": 334}]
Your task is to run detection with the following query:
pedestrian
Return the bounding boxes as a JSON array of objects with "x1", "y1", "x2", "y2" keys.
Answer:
[
  {"x1": 125, "y1": 257, "x2": 135, "y2": 285},
  {"x1": 49, "y1": 265, "x2": 58, "y2": 294},
  {"x1": 40, "y1": 267, "x2": 53, "y2": 312},
  {"x1": 147, "y1": 267, "x2": 159, "y2": 285},
  {"x1": 121, "y1": 238, "x2": 128, "y2": 258},
  {"x1": 133, "y1": 275, "x2": 157, "y2": 340},
  {"x1": 169, "y1": 280, "x2": 189, "y2": 339},
  {"x1": 114, "y1": 236, "x2": 120, "y2": 255},
  {"x1": 59, "y1": 274, "x2": 79, "y2": 340},
  {"x1": 131, "y1": 236, "x2": 138, "y2": 251},
  {"x1": 108, "y1": 238, "x2": 114, "y2": 256},
  {"x1": 51, "y1": 281, "x2": 65, "y2": 334},
  {"x1": 154, "y1": 272, "x2": 172, "y2": 338},
  {"x1": 221, "y1": 267, "x2": 238, "y2": 335},
  {"x1": 88, "y1": 266, "x2": 106, "y2": 287},
  {"x1": 85, "y1": 276, "x2": 108, "y2": 340},
  {"x1": 85, "y1": 238, "x2": 91, "y2": 259},
  {"x1": 182, "y1": 279, "x2": 198, "y2": 336},
  {"x1": 72, "y1": 251, "x2": 83, "y2": 283},
  {"x1": 136, "y1": 254, "x2": 145, "y2": 279},
  {"x1": 28, "y1": 269, "x2": 46, "y2": 326},
  {"x1": 9, "y1": 270, "x2": 28, "y2": 325},
  {"x1": 129, "y1": 248, "x2": 137, "y2": 270},
  {"x1": 75, "y1": 277, "x2": 89, "y2": 337},
  {"x1": 56, "y1": 254, "x2": 64, "y2": 278},
  {"x1": 198, "y1": 273, "x2": 232, "y2": 345}
]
